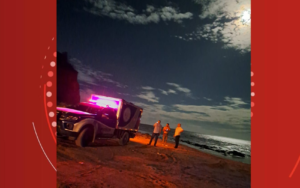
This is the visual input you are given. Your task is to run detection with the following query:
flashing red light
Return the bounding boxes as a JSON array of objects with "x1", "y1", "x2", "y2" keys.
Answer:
[{"x1": 89, "y1": 94, "x2": 120, "y2": 109}]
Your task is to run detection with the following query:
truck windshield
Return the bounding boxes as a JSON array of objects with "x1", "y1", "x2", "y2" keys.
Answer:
[
  {"x1": 75, "y1": 104, "x2": 90, "y2": 112},
  {"x1": 75, "y1": 103, "x2": 102, "y2": 114},
  {"x1": 97, "y1": 107, "x2": 117, "y2": 127}
]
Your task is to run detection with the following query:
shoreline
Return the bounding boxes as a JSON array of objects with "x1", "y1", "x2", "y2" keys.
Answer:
[
  {"x1": 57, "y1": 132, "x2": 251, "y2": 188},
  {"x1": 137, "y1": 131, "x2": 251, "y2": 165}
]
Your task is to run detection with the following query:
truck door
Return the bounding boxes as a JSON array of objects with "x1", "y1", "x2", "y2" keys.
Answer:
[{"x1": 96, "y1": 108, "x2": 117, "y2": 137}]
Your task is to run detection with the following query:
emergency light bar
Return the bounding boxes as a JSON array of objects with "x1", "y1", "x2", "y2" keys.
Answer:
[{"x1": 88, "y1": 94, "x2": 121, "y2": 109}]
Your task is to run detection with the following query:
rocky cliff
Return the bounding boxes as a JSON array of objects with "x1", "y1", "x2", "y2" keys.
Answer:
[{"x1": 57, "y1": 52, "x2": 80, "y2": 106}]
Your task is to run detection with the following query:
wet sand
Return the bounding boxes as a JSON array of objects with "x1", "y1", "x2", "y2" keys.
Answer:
[{"x1": 57, "y1": 133, "x2": 250, "y2": 188}]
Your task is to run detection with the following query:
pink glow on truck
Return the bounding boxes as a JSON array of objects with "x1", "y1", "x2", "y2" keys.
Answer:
[{"x1": 57, "y1": 107, "x2": 93, "y2": 115}]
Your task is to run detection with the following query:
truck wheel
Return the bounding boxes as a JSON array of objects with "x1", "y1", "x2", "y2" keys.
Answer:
[
  {"x1": 75, "y1": 128, "x2": 93, "y2": 147},
  {"x1": 118, "y1": 132, "x2": 130, "y2": 146}
]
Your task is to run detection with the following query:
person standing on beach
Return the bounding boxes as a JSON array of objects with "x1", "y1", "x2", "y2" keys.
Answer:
[
  {"x1": 148, "y1": 120, "x2": 162, "y2": 147},
  {"x1": 162, "y1": 123, "x2": 170, "y2": 145},
  {"x1": 174, "y1": 123, "x2": 184, "y2": 148}
]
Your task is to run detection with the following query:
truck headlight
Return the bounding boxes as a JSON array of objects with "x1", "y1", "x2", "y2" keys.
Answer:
[
  {"x1": 72, "y1": 116, "x2": 79, "y2": 121},
  {"x1": 65, "y1": 116, "x2": 79, "y2": 121}
]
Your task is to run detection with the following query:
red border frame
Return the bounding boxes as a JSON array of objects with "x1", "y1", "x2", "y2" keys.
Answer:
[
  {"x1": 251, "y1": 0, "x2": 300, "y2": 187},
  {"x1": 1, "y1": 0, "x2": 300, "y2": 187},
  {"x1": 0, "y1": 0, "x2": 56, "y2": 187}
]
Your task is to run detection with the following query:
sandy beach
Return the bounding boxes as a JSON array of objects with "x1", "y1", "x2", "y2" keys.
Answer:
[{"x1": 57, "y1": 133, "x2": 251, "y2": 188}]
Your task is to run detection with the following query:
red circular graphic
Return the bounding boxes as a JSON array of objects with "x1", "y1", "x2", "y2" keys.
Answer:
[
  {"x1": 47, "y1": 101, "x2": 53, "y2": 107},
  {"x1": 48, "y1": 71, "x2": 54, "y2": 77},
  {"x1": 47, "y1": 81, "x2": 52, "y2": 87}
]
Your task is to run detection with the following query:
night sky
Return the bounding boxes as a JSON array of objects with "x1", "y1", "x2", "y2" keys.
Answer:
[{"x1": 57, "y1": 0, "x2": 251, "y2": 140}]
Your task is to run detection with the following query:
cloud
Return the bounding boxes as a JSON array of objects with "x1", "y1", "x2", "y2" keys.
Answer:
[
  {"x1": 136, "y1": 91, "x2": 159, "y2": 103},
  {"x1": 117, "y1": 92, "x2": 131, "y2": 96},
  {"x1": 224, "y1": 96, "x2": 247, "y2": 107},
  {"x1": 160, "y1": 7, "x2": 193, "y2": 23},
  {"x1": 159, "y1": 89, "x2": 168, "y2": 95},
  {"x1": 141, "y1": 86, "x2": 155, "y2": 90},
  {"x1": 133, "y1": 96, "x2": 250, "y2": 130},
  {"x1": 166, "y1": 82, "x2": 197, "y2": 99},
  {"x1": 168, "y1": 89, "x2": 177, "y2": 94},
  {"x1": 173, "y1": 104, "x2": 249, "y2": 127},
  {"x1": 84, "y1": 0, "x2": 193, "y2": 25},
  {"x1": 166, "y1": 82, "x2": 191, "y2": 93},
  {"x1": 70, "y1": 58, "x2": 127, "y2": 88},
  {"x1": 159, "y1": 89, "x2": 177, "y2": 95},
  {"x1": 140, "y1": 86, "x2": 178, "y2": 96},
  {"x1": 178, "y1": 0, "x2": 250, "y2": 53},
  {"x1": 204, "y1": 97, "x2": 212, "y2": 101}
]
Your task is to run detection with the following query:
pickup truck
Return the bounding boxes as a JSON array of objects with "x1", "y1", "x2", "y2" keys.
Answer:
[{"x1": 57, "y1": 94, "x2": 143, "y2": 147}]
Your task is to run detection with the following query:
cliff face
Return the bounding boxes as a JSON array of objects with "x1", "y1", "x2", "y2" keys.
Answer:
[{"x1": 57, "y1": 52, "x2": 80, "y2": 105}]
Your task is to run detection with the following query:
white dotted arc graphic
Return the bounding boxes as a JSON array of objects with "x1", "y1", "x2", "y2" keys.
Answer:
[
  {"x1": 52, "y1": 122, "x2": 57, "y2": 127},
  {"x1": 46, "y1": 91, "x2": 52, "y2": 97},
  {"x1": 34, "y1": 37, "x2": 57, "y2": 172},
  {"x1": 45, "y1": 45, "x2": 57, "y2": 135},
  {"x1": 49, "y1": 112, "x2": 54, "y2": 117},
  {"x1": 32, "y1": 122, "x2": 56, "y2": 171},
  {"x1": 50, "y1": 61, "x2": 56, "y2": 67},
  {"x1": 251, "y1": 71, "x2": 254, "y2": 117}
]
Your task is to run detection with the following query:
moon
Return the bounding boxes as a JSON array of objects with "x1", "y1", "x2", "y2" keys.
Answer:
[{"x1": 241, "y1": 9, "x2": 251, "y2": 25}]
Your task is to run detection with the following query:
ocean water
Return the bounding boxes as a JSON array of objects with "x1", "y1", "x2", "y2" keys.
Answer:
[{"x1": 138, "y1": 124, "x2": 251, "y2": 164}]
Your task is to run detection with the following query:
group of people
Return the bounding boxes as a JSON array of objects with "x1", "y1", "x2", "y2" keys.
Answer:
[{"x1": 147, "y1": 120, "x2": 184, "y2": 149}]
